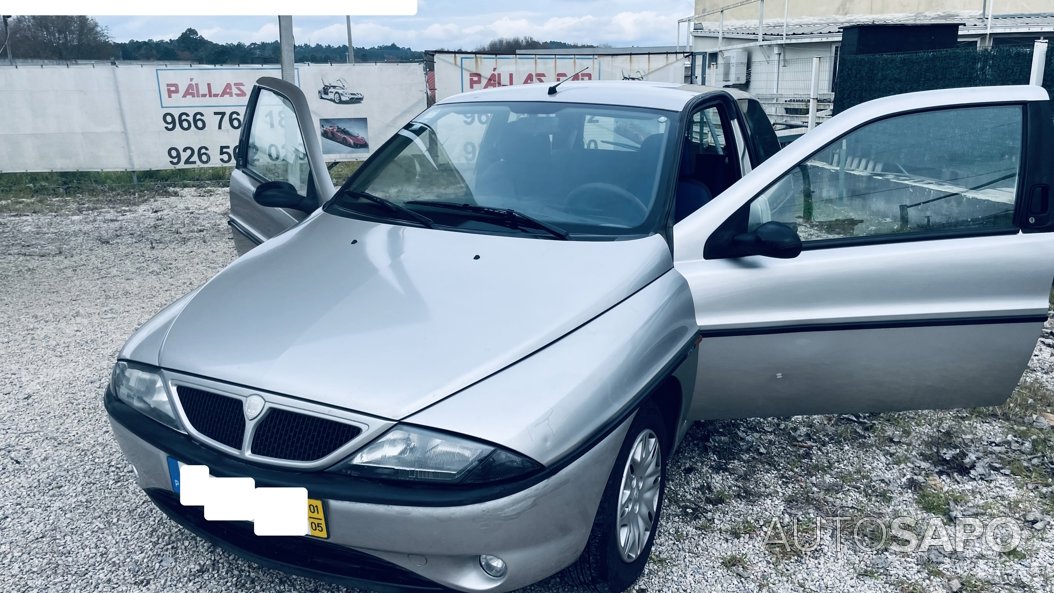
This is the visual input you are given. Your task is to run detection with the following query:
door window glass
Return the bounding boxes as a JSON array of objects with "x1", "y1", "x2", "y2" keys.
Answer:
[
  {"x1": 245, "y1": 89, "x2": 310, "y2": 195},
  {"x1": 689, "y1": 107, "x2": 727, "y2": 154},
  {"x1": 748, "y1": 105, "x2": 1022, "y2": 242}
]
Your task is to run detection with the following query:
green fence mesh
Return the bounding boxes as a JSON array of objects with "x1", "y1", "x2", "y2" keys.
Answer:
[{"x1": 833, "y1": 45, "x2": 1049, "y2": 113}]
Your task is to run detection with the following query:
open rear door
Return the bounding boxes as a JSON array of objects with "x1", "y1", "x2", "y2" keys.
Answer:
[{"x1": 228, "y1": 77, "x2": 335, "y2": 254}]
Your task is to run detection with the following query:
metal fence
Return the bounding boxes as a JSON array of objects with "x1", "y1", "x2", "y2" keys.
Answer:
[
  {"x1": 745, "y1": 55, "x2": 834, "y2": 131},
  {"x1": 833, "y1": 45, "x2": 1050, "y2": 114}
]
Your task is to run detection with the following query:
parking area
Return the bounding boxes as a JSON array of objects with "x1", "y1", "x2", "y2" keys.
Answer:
[{"x1": 1, "y1": 187, "x2": 1052, "y2": 592}]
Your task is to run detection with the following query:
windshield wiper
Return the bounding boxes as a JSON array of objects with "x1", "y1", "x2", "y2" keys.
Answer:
[
  {"x1": 339, "y1": 190, "x2": 435, "y2": 228},
  {"x1": 405, "y1": 200, "x2": 569, "y2": 240}
]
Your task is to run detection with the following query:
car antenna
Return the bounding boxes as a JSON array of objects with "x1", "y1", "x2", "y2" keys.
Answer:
[{"x1": 548, "y1": 66, "x2": 590, "y2": 95}]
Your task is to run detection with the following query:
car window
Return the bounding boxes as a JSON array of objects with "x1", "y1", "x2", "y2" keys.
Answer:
[
  {"x1": 338, "y1": 102, "x2": 674, "y2": 238},
  {"x1": 740, "y1": 98, "x2": 781, "y2": 164},
  {"x1": 689, "y1": 107, "x2": 727, "y2": 155},
  {"x1": 245, "y1": 89, "x2": 311, "y2": 195},
  {"x1": 433, "y1": 110, "x2": 492, "y2": 187},
  {"x1": 582, "y1": 114, "x2": 665, "y2": 151},
  {"x1": 747, "y1": 105, "x2": 1023, "y2": 242},
  {"x1": 361, "y1": 120, "x2": 472, "y2": 202}
]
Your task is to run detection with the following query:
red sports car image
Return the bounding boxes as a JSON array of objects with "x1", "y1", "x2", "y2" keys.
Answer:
[{"x1": 321, "y1": 124, "x2": 368, "y2": 149}]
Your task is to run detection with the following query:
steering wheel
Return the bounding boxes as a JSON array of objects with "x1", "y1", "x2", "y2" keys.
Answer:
[{"x1": 564, "y1": 182, "x2": 648, "y2": 223}]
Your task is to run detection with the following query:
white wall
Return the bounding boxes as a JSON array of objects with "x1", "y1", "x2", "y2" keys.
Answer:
[
  {"x1": 433, "y1": 52, "x2": 686, "y2": 101},
  {"x1": 0, "y1": 63, "x2": 426, "y2": 172}
]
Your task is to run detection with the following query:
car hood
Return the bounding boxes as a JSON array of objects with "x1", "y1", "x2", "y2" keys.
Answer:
[{"x1": 157, "y1": 213, "x2": 672, "y2": 419}]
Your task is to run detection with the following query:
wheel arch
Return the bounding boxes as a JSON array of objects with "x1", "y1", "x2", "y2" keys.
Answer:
[{"x1": 648, "y1": 335, "x2": 699, "y2": 451}]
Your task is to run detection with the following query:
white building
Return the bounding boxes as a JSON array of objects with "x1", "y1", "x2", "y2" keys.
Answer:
[{"x1": 683, "y1": 1, "x2": 1053, "y2": 124}]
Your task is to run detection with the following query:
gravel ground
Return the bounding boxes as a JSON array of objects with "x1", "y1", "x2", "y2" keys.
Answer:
[{"x1": 1, "y1": 188, "x2": 1052, "y2": 593}]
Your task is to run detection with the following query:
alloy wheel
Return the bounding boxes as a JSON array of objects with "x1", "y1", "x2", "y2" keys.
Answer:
[{"x1": 615, "y1": 428, "x2": 662, "y2": 562}]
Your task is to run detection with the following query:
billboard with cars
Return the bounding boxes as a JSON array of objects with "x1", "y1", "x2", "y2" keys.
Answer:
[
  {"x1": 0, "y1": 62, "x2": 426, "y2": 172},
  {"x1": 432, "y1": 51, "x2": 686, "y2": 101}
]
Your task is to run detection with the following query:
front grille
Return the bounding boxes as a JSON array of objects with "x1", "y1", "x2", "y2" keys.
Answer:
[
  {"x1": 251, "y1": 408, "x2": 362, "y2": 461},
  {"x1": 176, "y1": 386, "x2": 245, "y2": 449}
]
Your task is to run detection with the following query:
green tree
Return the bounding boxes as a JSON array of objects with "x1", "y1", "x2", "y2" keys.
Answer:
[
  {"x1": 9, "y1": 15, "x2": 112, "y2": 60},
  {"x1": 476, "y1": 37, "x2": 597, "y2": 53}
]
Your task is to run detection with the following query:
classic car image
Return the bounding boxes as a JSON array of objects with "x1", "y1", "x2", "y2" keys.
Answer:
[
  {"x1": 318, "y1": 77, "x2": 364, "y2": 104},
  {"x1": 107, "y1": 76, "x2": 1054, "y2": 593},
  {"x1": 321, "y1": 123, "x2": 368, "y2": 149}
]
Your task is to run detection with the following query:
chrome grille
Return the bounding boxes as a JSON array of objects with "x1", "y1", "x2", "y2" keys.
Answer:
[{"x1": 173, "y1": 385, "x2": 363, "y2": 464}]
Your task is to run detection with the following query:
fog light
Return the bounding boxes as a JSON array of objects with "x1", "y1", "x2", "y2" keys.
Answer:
[{"x1": 479, "y1": 554, "x2": 507, "y2": 578}]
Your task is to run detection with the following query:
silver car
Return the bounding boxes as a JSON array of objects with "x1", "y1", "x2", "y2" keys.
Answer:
[{"x1": 106, "y1": 78, "x2": 1054, "y2": 592}]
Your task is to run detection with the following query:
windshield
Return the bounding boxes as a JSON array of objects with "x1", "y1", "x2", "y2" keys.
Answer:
[{"x1": 330, "y1": 101, "x2": 675, "y2": 239}]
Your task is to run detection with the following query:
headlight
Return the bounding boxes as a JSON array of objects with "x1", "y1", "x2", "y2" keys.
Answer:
[
  {"x1": 110, "y1": 361, "x2": 182, "y2": 431},
  {"x1": 332, "y1": 426, "x2": 541, "y2": 484}
]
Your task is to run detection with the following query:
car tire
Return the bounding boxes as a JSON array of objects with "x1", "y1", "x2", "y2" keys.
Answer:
[{"x1": 570, "y1": 401, "x2": 668, "y2": 593}]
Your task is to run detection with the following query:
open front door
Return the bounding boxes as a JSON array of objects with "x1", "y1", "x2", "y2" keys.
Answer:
[
  {"x1": 675, "y1": 86, "x2": 1054, "y2": 419},
  {"x1": 228, "y1": 77, "x2": 335, "y2": 254}
]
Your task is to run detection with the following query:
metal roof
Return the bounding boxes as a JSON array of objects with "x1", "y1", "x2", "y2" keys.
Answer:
[
  {"x1": 691, "y1": 12, "x2": 1054, "y2": 40},
  {"x1": 515, "y1": 46, "x2": 681, "y2": 55},
  {"x1": 438, "y1": 80, "x2": 753, "y2": 112}
]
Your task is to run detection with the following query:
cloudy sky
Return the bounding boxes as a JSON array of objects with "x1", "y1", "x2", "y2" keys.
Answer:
[{"x1": 94, "y1": 0, "x2": 695, "y2": 50}]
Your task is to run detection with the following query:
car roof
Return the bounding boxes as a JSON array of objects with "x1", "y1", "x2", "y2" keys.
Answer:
[{"x1": 437, "y1": 80, "x2": 750, "y2": 112}]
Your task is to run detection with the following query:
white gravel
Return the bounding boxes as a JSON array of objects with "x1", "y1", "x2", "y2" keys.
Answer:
[{"x1": 1, "y1": 187, "x2": 1051, "y2": 592}]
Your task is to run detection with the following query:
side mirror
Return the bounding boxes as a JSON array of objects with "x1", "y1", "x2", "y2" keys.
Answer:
[
  {"x1": 729, "y1": 221, "x2": 802, "y2": 259},
  {"x1": 253, "y1": 181, "x2": 315, "y2": 213}
]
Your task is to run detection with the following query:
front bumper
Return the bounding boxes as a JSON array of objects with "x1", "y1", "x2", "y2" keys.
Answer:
[{"x1": 106, "y1": 392, "x2": 630, "y2": 592}]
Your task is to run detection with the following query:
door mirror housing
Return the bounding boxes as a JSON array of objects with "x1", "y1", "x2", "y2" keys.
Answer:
[
  {"x1": 253, "y1": 180, "x2": 316, "y2": 213},
  {"x1": 711, "y1": 221, "x2": 802, "y2": 259}
]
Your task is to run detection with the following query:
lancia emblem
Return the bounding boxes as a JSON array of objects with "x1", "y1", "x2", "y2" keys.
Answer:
[{"x1": 244, "y1": 395, "x2": 265, "y2": 420}]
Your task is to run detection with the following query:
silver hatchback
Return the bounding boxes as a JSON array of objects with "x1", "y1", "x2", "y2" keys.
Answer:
[{"x1": 106, "y1": 79, "x2": 1054, "y2": 592}]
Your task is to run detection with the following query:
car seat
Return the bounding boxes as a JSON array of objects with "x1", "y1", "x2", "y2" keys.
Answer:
[{"x1": 675, "y1": 140, "x2": 713, "y2": 222}]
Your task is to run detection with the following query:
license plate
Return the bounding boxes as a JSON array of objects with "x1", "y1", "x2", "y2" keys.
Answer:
[
  {"x1": 167, "y1": 456, "x2": 183, "y2": 493},
  {"x1": 167, "y1": 456, "x2": 328, "y2": 539}
]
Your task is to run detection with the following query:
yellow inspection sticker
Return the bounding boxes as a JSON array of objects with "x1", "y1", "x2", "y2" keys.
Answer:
[{"x1": 307, "y1": 498, "x2": 328, "y2": 539}]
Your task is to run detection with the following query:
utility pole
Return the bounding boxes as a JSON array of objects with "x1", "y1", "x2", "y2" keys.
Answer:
[
  {"x1": 2, "y1": 16, "x2": 13, "y2": 65},
  {"x1": 279, "y1": 16, "x2": 295, "y2": 84},
  {"x1": 346, "y1": 16, "x2": 355, "y2": 64}
]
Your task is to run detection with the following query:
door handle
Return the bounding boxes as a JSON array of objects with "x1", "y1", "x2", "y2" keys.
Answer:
[{"x1": 1026, "y1": 185, "x2": 1051, "y2": 228}]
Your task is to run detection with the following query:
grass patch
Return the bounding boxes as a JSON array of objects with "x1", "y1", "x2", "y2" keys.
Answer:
[
  {"x1": 1001, "y1": 380, "x2": 1054, "y2": 421},
  {"x1": 915, "y1": 486, "x2": 966, "y2": 519},
  {"x1": 0, "y1": 161, "x2": 365, "y2": 215},
  {"x1": 720, "y1": 553, "x2": 748, "y2": 570},
  {"x1": 0, "y1": 168, "x2": 232, "y2": 214},
  {"x1": 327, "y1": 160, "x2": 363, "y2": 183},
  {"x1": 728, "y1": 519, "x2": 760, "y2": 537},
  {"x1": 649, "y1": 552, "x2": 671, "y2": 566},
  {"x1": 1002, "y1": 547, "x2": 1027, "y2": 561},
  {"x1": 704, "y1": 488, "x2": 732, "y2": 506},
  {"x1": 1007, "y1": 456, "x2": 1053, "y2": 488},
  {"x1": 896, "y1": 581, "x2": 926, "y2": 593},
  {"x1": 911, "y1": 473, "x2": 967, "y2": 519}
]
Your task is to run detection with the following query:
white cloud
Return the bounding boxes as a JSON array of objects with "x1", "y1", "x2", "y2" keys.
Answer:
[
  {"x1": 250, "y1": 22, "x2": 280, "y2": 43},
  {"x1": 607, "y1": 11, "x2": 675, "y2": 43},
  {"x1": 487, "y1": 17, "x2": 533, "y2": 38},
  {"x1": 421, "y1": 23, "x2": 462, "y2": 41}
]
